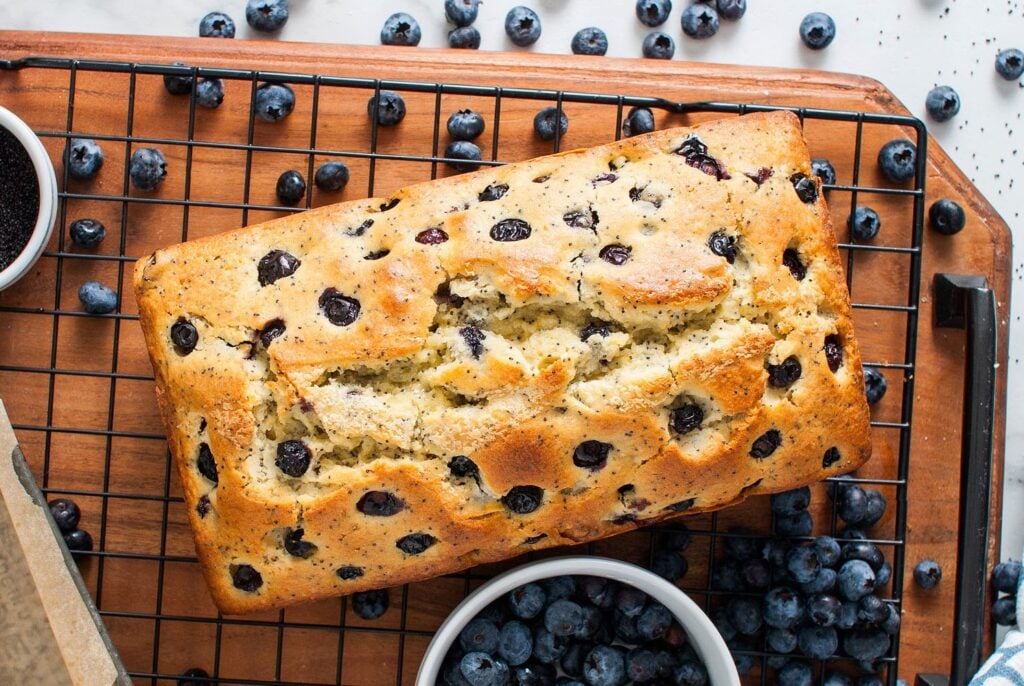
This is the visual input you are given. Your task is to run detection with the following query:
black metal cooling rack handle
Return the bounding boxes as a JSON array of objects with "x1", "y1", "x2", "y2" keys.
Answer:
[{"x1": 917, "y1": 274, "x2": 998, "y2": 686}]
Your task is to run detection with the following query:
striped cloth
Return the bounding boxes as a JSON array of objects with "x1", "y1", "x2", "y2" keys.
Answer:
[{"x1": 970, "y1": 567, "x2": 1024, "y2": 686}]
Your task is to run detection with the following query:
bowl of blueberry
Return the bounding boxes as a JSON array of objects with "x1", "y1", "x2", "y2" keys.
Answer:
[
  {"x1": 0, "y1": 105, "x2": 58, "y2": 291},
  {"x1": 416, "y1": 556, "x2": 740, "y2": 686}
]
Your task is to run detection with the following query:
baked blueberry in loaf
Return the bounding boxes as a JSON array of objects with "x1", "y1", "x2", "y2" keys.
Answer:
[{"x1": 134, "y1": 110, "x2": 871, "y2": 614}]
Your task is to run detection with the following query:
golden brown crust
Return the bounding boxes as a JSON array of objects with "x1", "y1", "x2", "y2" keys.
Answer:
[{"x1": 133, "y1": 111, "x2": 871, "y2": 614}]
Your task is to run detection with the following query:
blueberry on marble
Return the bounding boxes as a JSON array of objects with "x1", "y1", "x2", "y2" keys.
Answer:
[
  {"x1": 877, "y1": 138, "x2": 917, "y2": 183},
  {"x1": 800, "y1": 12, "x2": 836, "y2": 50},
  {"x1": 314, "y1": 161, "x2": 349, "y2": 192},
  {"x1": 926, "y1": 85, "x2": 960, "y2": 123},
  {"x1": 283, "y1": 527, "x2": 317, "y2": 558},
  {"x1": 449, "y1": 26, "x2": 482, "y2": 49},
  {"x1": 199, "y1": 11, "x2": 235, "y2": 38},
  {"x1": 231, "y1": 563, "x2": 263, "y2": 592},
  {"x1": 533, "y1": 107, "x2": 569, "y2": 141},
  {"x1": 996, "y1": 48, "x2": 1024, "y2": 80},
  {"x1": 913, "y1": 558, "x2": 942, "y2": 589},
  {"x1": 275, "y1": 440, "x2": 311, "y2": 477},
  {"x1": 505, "y1": 6, "x2": 542, "y2": 47},
  {"x1": 246, "y1": 0, "x2": 288, "y2": 32},
  {"x1": 318, "y1": 288, "x2": 360, "y2": 326},
  {"x1": 70, "y1": 218, "x2": 106, "y2": 248},
  {"x1": 863, "y1": 367, "x2": 887, "y2": 405},
  {"x1": 78, "y1": 280, "x2": 117, "y2": 314},
  {"x1": 276, "y1": 170, "x2": 306, "y2": 205},
  {"x1": 352, "y1": 588, "x2": 389, "y2": 619},
  {"x1": 380, "y1": 12, "x2": 422, "y2": 47},
  {"x1": 716, "y1": 0, "x2": 746, "y2": 20},
  {"x1": 48, "y1": 498, "x2": 81, "y2": 533},
  {"x1": 681, "y1": 3, "x2": 719, "y2": 39},
  {"x1": 396, "y1": 532, "x2": 436, "y2": 555},
  {"x1": 356, "y1": 490, "x2": 405, "y2": 516},
  {"x1": 642, "y1": 31, "x2": 675, "y2": 59},
  {"x1": 929, "y1": 198, "x2": 966, "y2": 235},
  {"x1": 993, "y1": 560, "x2": 1022, "y2": 594},
  {"x1": 571, "y1": 27, "x2": 608, "y2": 56},
  {"x1": 254, "y1": 83, "x2": 295, "y2": 122},
  {"x1": 195, "y1": 78, "x2": 224, "y2": 109},
  {"x1": 849, "y1": 206, "x2": 881, "y2": 242},
  {"x1": 636, "y1": 0, "x2": 671, "y2": 27},
  {"x1": 367, "y1": 90, "x2": 407, "y2": 127},
  {"x1": 66, "y1": 138, "x2": 104, "y2": 179},
  {"x1": 445, "y1": 141, "x2": 483, "y2": 173},
  {"x1": 129, "y1": 147, "x2": 167, "y2": 192},
  {"x1": 445, "y1": 0, "x2": 481, "y2": 27},
  {"x1": 257, "y1": 249, "x2": 300, "y2": 286}
]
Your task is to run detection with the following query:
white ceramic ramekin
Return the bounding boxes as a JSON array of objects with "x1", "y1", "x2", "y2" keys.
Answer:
[
  {"x1": 0, "y1": 105, "x2": 58, "y2": 291},
  {"x1": 415, "y1": 556, "x2": 740, "y2": 686}
]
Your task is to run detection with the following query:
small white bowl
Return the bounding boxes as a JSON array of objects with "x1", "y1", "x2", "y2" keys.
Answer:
[
  {"x1": 416, "y1": 556, "x2": 740, "y2": 686},
  {"x1": 0, "y1": 105, "x2": 58, "y2": 292}
]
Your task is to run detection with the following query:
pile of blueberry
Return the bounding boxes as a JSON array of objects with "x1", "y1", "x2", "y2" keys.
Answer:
[
  {"x1": 705, "y1": 479, "x2": 902, "y2": 683},
  {"x1": 991, "y1": 559, "x2": 1021, "y2": 627},
  {"x1": 438, "y1": 574, "x2": 710, "y2": 686},
  {"x1": 445, "y1": 109, "x2": 487, "y2": 172},
  {"x1": 48, "y1": 497, "x2": 93, "y2": 556}
]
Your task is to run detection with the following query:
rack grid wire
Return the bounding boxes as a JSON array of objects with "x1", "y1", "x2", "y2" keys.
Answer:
[{"x1": 0, "y1": 56, "x2": 927, "y2": 686}]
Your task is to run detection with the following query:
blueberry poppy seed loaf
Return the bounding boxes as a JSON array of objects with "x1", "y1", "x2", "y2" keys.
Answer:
[{"x1": 134, "y1": 110, "x2": 871, "y2": 614}]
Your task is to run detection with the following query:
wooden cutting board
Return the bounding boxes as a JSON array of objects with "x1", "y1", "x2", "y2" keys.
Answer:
[{"x1": 0, "y1": 32, "x2": 1011, "y2": 684}]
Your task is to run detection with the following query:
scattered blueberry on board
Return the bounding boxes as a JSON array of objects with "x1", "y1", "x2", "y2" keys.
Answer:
[
  {"x1": 811, "y1": 158, "x2": 837, "y2": 186},
  {"x1": 681, "y1": 3, "x2": 720, "y2": 40},
  {"x1": 63, "y1": 528, "x2": 93, "y2": 553},
  {"x1": 572, "y1": 27, "x2": 609, "y2": 56},
  {"x1": 367, "y1": 90, "x2": 407, "y2": 127},
  {"x1": 849, "y1": 206, "x2": 881, "y2": 242},
  {"x1": 877, "y1": 139, "x2": 917, "y2": 183},
  {"x1": 163, "y1": 62, "x2": 194, "y2": 96},
  {"x1": 65, "y1": 138, "x2": 103, "y2": 180},
  {"x1": 635, "y1": 0, "x2": 671, "y2": 28},
  {"x1": 505, "y1": 6, "x2": 542, "y2": 47},
  {"x1": 995, "y1": 48, "x2": 1024, "y2": 81},
  {"x1": 69, "y1": 218, "x2": 106, "y2": 248},
  {"x1": 195, "y1": 78, "x2": 225, "y2": 109},
  {"x1": 800, "y1": 12, "x2": 836, "y2": 50},
  {"x1": 129, "y1": 147, "x2": 167, "y2": 192},
  {"x1": 445, "y1": 0, "x2": 481, "y2": 27},
  {"x1": 448, "y1": 110, "x2": 486, "y2": 141},
  {"x1": 177, "y1": 667, "x2": 210, "y2": 686},
  {"x1": 445, "y1": 141, "x2": 483, "y2": 173},
  {"x1": 929, "y1": 198, "x2": 966, "y2": 235},
  {"x1": 199, "y1": 11, "x2": 235, "y2": 38},
  {"x1": 437, "y1": 575, "x2": 708, "y2": 686},
  {"x1": 534, "y1": 106, "x2": 569, "y2": 142},
  {"x1": 254, "y1": 83, "x2": 295, "y2": 123},
  {"x1": 913, "y1": 559, "x2": 942, "y2": 590},
  {"x1": 352, "y1": 588, "x2": 389, "y2": 620},
  {"x1": 642, "y1": 31, "x2": 675, "y2": 60},
  {"x1": 246, "y1": 0, "x2": 289, "y2": 33},
  {"x1": 314, "y1": 161, "x2": 350, "y2": 193},
  {"x1": 275, "y1": 170, "x2": 306, "y2": 205},
  {"x1": 380, "y1": 12, "x2": 422, "y2": 47},
  {"x1": 622, "y1": 107, "x2": 656, "y2": 138},
  {"x1": 925, "y1": 85, "x2": 960, "y2": 123},
  {"x1": 48, "y1": 498, "x2": 80, "y2": 533},
  {"x1": 863, "y1": 367, "x2": 887, "y2": 405},
  {"x1": 78, "y1": 280, "x2": 118, "y2": 314},
  {"x1": 449, "y1": 26, "x2": 481, "y2": 50}
]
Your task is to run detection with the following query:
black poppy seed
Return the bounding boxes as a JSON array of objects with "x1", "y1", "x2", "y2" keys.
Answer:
[{"x1": 0, "y1": 127, "x2": 40, "y2": 272}]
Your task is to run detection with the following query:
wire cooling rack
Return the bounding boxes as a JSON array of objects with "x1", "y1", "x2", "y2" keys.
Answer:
[{"x1": 0, "y1": 56, "x2": 927, "y2": 685}]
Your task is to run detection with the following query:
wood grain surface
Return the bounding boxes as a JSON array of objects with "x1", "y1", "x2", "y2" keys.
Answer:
[{"x1": 0, "y1": 32, "x2": 1012, "y2": 685}]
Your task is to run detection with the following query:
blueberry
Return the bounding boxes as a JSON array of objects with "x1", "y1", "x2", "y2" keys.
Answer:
[
  {"x1": 813, "y1": 536, "x2": 842, "y2": 567},
  {"x1": 446, "y1": 0, "x2": 481, "y2": 27},
  {"x1": 257, "y1": 249, "x2": 300, "y2": 286},
  {"x1": 620, "y1": 107, "x2": 655, "y2": 139},
  {"x1": 778, "y1": 660, "x2": 813, "y2": 686},
  {"x1": 864, "y1": 368, "x2": 887, "y2": 405},
  {"x1": 578, "y1": 577, "x2": 614, "y2": 608},
  {"x1": 356, "y1": 490, "x2": 405, "y2": 516},
  {"x1": 764, "y1": 587, "x2": 804, "y2": 629},
  {"x1": 449, "y1": 26, "x2": 482, "y2": 49},
  {"x1": 246, "y1": 0, "x2": 288, "y2": 32},
  {"x1": 799, "y1": 12, "x2": 836, "y2": 50},
  {"x1": 49, "y1": 498, "x2": 81, "y2": 533},
  {"x1": 502, "y1": 486, "x2": 543, "y2": 514},
  {"x1": 860, "y1": 489, "x2": 887, "y2": 527},
  {"x1": 283, "y1": 527, "x2": 317, "y2": 558},
  {"x1": 773, "y1": 511, "x2": 812, "y2": 538},
  {"x1": 70, "y1": 218, "x2": 106, "y2": 247},
  {"x1": 542, "y1": 576, "x2": 576, "y2": 601},
  {"x1": 163, "y1": 62, "x2": 194, "y2": 96},
  {"x1": 807, "y1": 593, "x2": 842, "y2": 627},
  {"x1": 735, "y1": 558, "x2": 769, "y2": 592},
  {"x1": 681, "y1": 3, "x2": 719, "y2": 39},
  {"x1": 659, "y1": 526, "x2": 691, "y2": 553},
  {"x1": 824, "y1": 672, "x2": 854, "y2": 686},
  {"x1": 445, "y1": 141, "x2": 483, "y2": 173},
  {"x1": 929, "y1": 198, "x2": 966, "y2": 235},
  {"x1": 913, "y1": 559, "x2": 942, "y2": 589},
  {"x1": 178, "y1": 667, "x2": 210, "y2": 686},
  {"x1": 533, "y1": 628, "x2": 568, "y2": 664},
  {"x1": 842, "y1": 541, "x2": 885, "y2": 571},
  {"x1": 670, "y1": 403, "x2": 704, "y2": 435},
  {"x1": 509, "y1": 584, "x2": 546, "y2": 619},
  {"x1": 838, "y1": 560, "x2": 876, "y2": 601},
  {"x1": 512, "y1": 662, "x2": 555, "y2": 686},
  {"x1": 767, "y1": 627, "x2": 797, "y2": 654},
  {"x1": 996, "y1": 48, "x2": 1024, "y2": 80},
  {"x1": 63, "y1": 528, "x2": 93, "y2": 552},
  {"x1": 712, "y1": 607, "x2": 738, "y2": 641},
  {"x1": 836, "y1": 601, "x2": 858, "y2": 630},
  {"x1": 763, "y1": 539, "x2": 792, "y2": 571},
  {"x1": 750, "y1": 429, "x2": 782, "y2": 458},
  {"x1": 352, "y1": 588, "x2": 388, "y2": 619},
  {"x1": 642, "y1": 31, "x2": 675, "y2": 59},
  {"x1": 712, "y1": 558, "x2": 744, "y2": 592},
  {"x1": 827, "y1": 473, "x2": 855, "y2": 501},
  {"x1": 614, "y1": 585, "x2": 647, "y2": 617},
  {"x1": 443, "y1": 655, "x2": 472, "y2": 686},
  {"x1": 837, "y1": 484, "x2": 869, "y2": 524},
  {"x1": 314, "y1": 161, "x2": 350, "y2": 192},
  {"x1": 877, "y1": 139, "x2": 917, "y2": 183},
  {"x1": 727, "y1": 636, "x2": 755, "y2": 675},
  {"x1": 460, "y1": 652, "x2": 510, "y2": 686},
  {"x1": 613, "y1": 610, "x2": 641, "y2": 643},
  {"x1": 800, "y1": 568, "x2": 837, "y2": 595},
  {"x1": 396, "y1": 532, "x2": 436, "y2": 555},
  {"x1": 66, "y1": 138, "x2": 103, "y2": 179},
  {"x1": 849, "y1": 206, "x2": 881, "y2": 242},
  {"x1": 505, "y1": 6, "x2": 542, "y2": 47},
  {"x1": 560, "y1": 641, "x2": 592, "y2": 677},
  {"x1": 276, "y1": 170, "x2": 306, "y2": 205},
  {"x1": 926, "y1": 85, "x2": 960, "y2": 123},
  {"x1": 625, "y1": 648, "x2": 658, "y2": 683},
  {"x1": 582, "y1": 645, "x2": 625, "y2": 686},
  {"x1": 858, "y1": 594, "x2": 889, "y2": 626},
  {"x1": 478, "y1": 602, "x2": 509, "y2": 626},
  {"x1": 874, "y1": 561, "x2": 892, "y2": 589},
  {"x1": 271, "y1": 440, "x2": 309, "y2": 477},
  {"x1": 447, "y1": 110, "x2": 486, "y2": 141},
  {"x1": 319, "y1": 288, "x2": 360, "y2": 326},
  {"x1": 771, "y1": 487, "x2": 811, "y2": 516},
  {"x1": 78, "y1": 280, "x2": 117, "y2": 314},
  {"x1": 449, "y1": 455, "x2": 480, "y2": 482},
  {"x1": 543, "y1": 600, "x2": 584, "y2": 638},
  {"x1": 574, "y1": 605, "x2": 602, "y2": 640},
  {"x1": 195, "y1": 78, "x2": 224, "y2": 109},
  {"x1": 129, "y1": 147, "x2": 167, "y2": 191},
  {"x1": 993, "y1": 596, "x2": 1017, "y2": 626},
  {"x1": 811, "y1": 158, "x2": 837, "y2": 185},
  {"x1": 724, "y1": 527, "x2": 761, "y2": 561},
  {"x1": 381, "y1": 12, "x2": 422, "y2": 47},
  {"x1": 231, "y1": 563, "x2": 262, "y2": 592},
  {"x1": 199, "y1": 11, "x2": 235, "y2": 38},
  {"x1": 646, "y1": 550, "x2": 683, "y2": 582},
  {"x1": 993, "y1": 560, "x2": 1022, "y2": 594},
  {"x1": 636, "y1": 602, "x2": 673, "y2": 640},
  {"x1": 726, "y1": 597, "x2": 762, "y2": 636},
  {"x1": 716, "y1": 0, "x2": 746, "y2": 21},
  {"x1": 534, "y1": 107, "x2": 569, "y2": 142},
  {"x1": 787, "y1": 545, "x2": 821, "y2": 584},
  {"x1": 842, "y1": 628, "x2": 890, "y2": 661},
  {"x1": 636, "y1": 0, "x2": 671, "y2": 27},
  {"x1": 460, "y1": 617, "x2": 500, "y2": 654},
  {"x1": 367, "y1": 90, "x2": 406, "y2": 126},
  {"x1": 571, "y1": 27, "x2": 608, "y2": 56},
  {"x1": 254, "y1": 83, "x2": 295, "y2": 122}
]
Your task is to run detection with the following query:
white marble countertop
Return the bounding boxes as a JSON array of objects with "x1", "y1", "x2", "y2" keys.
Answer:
[{"x1": 0, "y1": 0, "x2": 1021, "y2": 558}]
